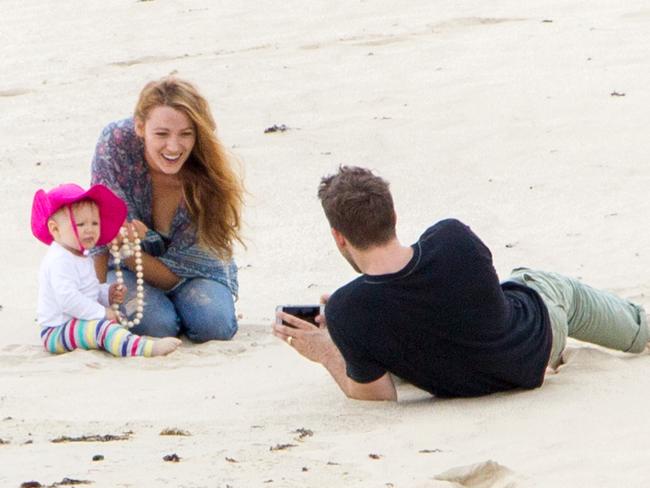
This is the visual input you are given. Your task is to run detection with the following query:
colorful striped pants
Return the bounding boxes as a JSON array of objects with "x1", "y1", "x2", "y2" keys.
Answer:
[{"x1": 41, "y1": 318, "x2": 154, "y2": 357}]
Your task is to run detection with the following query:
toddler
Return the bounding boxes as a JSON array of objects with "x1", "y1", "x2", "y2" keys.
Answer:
[{"x1": 31, "y1": 183, "x2": 181, "y2": 356}]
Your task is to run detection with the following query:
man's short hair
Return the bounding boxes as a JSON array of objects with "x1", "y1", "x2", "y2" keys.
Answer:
[{"x1": 317, "y1": 166, "x2": 396, "y2": 249}]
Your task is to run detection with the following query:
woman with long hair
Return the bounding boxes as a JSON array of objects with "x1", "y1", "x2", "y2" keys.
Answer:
[{"x1": 91, "y1": 76, "x2": 244, "y2": 342}]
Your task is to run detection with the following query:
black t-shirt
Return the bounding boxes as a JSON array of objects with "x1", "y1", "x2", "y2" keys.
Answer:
[{"x1": 325, "y1": 219, "x2": 552, "y2": 398}]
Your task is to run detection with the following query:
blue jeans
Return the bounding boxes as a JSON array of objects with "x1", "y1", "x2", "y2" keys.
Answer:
[{"x1": 108, "y1": 270, "x2": 238, "y2": 342}]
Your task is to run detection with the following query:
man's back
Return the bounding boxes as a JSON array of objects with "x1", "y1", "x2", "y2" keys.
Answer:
[{"x1": 326, "y1": 219, "x2": 552, "y2": 397}]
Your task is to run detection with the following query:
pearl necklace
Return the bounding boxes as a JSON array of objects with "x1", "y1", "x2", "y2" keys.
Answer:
[{"x1": 110, "y1": 227, "x2": 145, "y2": 328}]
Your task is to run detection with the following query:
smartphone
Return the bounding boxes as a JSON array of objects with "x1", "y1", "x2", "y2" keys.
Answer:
[{"x1": 275, "y1": 305, "x2": 322, "y2": 327}]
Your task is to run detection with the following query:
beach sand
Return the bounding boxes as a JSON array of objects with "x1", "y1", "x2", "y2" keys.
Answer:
[{"x1": 2, "y1": 0, "x2": 650, "y2": 486}]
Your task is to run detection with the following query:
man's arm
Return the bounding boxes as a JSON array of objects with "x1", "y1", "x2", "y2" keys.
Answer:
[
  {"x1": 320, "y1": 343, "x2": 397, "y2": 401},
  {"x1": 273, "y1": 311, "x2": 397, "y2": 401}
]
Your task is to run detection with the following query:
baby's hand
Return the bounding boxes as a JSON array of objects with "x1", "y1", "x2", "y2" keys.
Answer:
[
  {"x1": 105, "y1": 307, "x2": 119, "y2": 321},
  {"x1": 109, "y1": 283, "x2": 127, "y2": 305}
]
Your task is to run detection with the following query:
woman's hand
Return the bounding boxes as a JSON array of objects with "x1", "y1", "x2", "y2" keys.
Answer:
[
  {"x1": 115, "y1": 219, "x2": 149, "y2": 245},
  {"x1": 129, "y1": 219, "x2": 149, "y2": 239}
]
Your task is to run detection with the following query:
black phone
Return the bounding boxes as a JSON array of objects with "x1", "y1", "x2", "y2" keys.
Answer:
[{"x1": 275, "y1": 305, "x2": 322, "y2": 327}]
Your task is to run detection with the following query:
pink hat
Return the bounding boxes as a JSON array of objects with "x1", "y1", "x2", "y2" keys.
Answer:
[{"x1": 31, "y1": 183, "x2": 127, "y2": 246}]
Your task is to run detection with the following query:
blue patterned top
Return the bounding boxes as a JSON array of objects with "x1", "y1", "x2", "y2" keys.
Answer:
[{"x1": 90, "y1": 118, "x2": 238, "y2": 296}]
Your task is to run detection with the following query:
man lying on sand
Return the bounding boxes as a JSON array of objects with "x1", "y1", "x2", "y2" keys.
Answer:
[{"x1": 273, "y1": 166, "x2": 649, "y2": 401}]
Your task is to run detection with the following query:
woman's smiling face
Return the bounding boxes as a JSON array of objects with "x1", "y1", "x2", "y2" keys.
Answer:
[{"x1": 137, "y1": 105, "x2": 196, "y2": 176}]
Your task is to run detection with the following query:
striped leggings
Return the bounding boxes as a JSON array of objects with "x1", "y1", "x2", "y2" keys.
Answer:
[{"x1": 41, "y1": 318, "x2": 154, "y2": 357}]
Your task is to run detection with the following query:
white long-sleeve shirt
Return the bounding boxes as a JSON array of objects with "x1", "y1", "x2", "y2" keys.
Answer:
[{"x1": 37, "y1": 242, "x2": 110, "y2": 327}]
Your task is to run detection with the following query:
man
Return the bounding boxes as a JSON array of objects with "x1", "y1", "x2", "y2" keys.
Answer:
[{"x1": 273, "y1": 166, "x2": 648, "y2": 401}]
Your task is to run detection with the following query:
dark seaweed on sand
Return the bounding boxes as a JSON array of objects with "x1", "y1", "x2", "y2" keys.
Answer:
[
  {"x1": 159, "y1": 427, "x2": 191, "y2": 436},
  {"x1": 21, "y1": 478, "x2": 92, "y2": 488},
  {"x1": 294, "y1": 427, "x2": 313, "y2": 440},
  {"x1": 270, "y1": 443, "x2": 297, "y2": 451},
  {"x1": 51, "y1": 433, "x2": 130, "y2": 443},
  {"x1": 264, "y1": 124, "x2": 289, "y2": 133},
  {"x1": 163, "y1": 453, "x2": 181, "y2": 462}
]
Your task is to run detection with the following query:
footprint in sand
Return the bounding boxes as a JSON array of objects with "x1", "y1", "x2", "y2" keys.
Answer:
[
  {"x1": 428, "y1": 16, "x2": 527, "y2": 32},
  {"x1": 0, "y1": 88, "x2": 33, "y2": 97},
  {"x1": 621, "y1": 8, "x2": 650, "y2": 20},
  {"x1": 109, "y1": 55, "x2": 187, "y2": 67},
  {"x1": 301, "y1": 17, "x2": 526, "y2": 51}
]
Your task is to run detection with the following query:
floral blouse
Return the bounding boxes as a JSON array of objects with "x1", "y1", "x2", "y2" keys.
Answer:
[{"x1": 90, "y1": 118, "x2": 238, "y2": 296}]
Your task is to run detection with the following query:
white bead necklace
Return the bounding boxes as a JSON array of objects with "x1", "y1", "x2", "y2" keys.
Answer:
[{"x1": 110, "y1": 227, "x2": 145, "y2": 328}]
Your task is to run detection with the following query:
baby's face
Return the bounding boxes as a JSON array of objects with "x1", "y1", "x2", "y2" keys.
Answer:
[{"x1": 53, "y1": 203, "x2": 101, "y2": 251}]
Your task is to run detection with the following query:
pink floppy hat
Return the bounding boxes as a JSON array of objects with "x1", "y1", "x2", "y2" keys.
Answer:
[{"x1": 31, "y1": 183, "x2": 127, "y2": 246}]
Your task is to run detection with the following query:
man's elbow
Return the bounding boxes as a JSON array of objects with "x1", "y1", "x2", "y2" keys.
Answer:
[
  {"x1": 345, "y1": 391, "x2": 397, "y2": 402},
  {"x1": 344, "y1": 380, "x2": 397, "y2": 402}
]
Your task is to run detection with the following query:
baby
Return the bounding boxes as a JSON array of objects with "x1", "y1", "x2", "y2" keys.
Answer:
[{"x1": 31, "y1": 183, "x2": 181, "y2": 357}]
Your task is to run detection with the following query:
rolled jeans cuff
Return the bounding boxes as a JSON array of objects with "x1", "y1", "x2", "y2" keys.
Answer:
[{"x1": 166, "y1": 278, "x2": 188, "y2": 294}]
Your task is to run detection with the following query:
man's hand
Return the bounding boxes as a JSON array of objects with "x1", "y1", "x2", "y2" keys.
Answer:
[
  {"x1": 273, "y1": 311, "x2": 337, "y2": 364},
  {"x1": 109, "y1": 283, "x2": 127, "y2": 305},
  {"x1": 273, "y1": 309, "x2": 397, "y2": 401},
  {"x1": 315, "y1": 293, "x2": 330, "y2": 328}
]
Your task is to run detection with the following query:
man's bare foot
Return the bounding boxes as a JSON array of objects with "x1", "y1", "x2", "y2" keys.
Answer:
[{"x1": 151, "y1": 337, "x2": 182, "y2": 356}]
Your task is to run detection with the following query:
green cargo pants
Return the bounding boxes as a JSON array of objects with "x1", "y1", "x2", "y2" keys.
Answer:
[{"x1": 508, "y1": 268, "x2": 648, "y2": 368}]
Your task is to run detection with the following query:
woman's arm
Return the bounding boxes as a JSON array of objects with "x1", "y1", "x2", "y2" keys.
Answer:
[
  {"x1": 91, "y1": 122, "x2": 136, "y2": 215},
  {"x1": 123, "y1": 252, "x2": 180, "y2": 291},
  {"x1": 94, "y1": 253, "x2": 109, "y2": 283},
  {"x1": 95, "y1": 219, "x2": 181, "y2": 291},
  {"x1": 125, "y1": 220, "x2": 181, "y2": 290},
  {"x1": 94, "y1": 239, "x2": 180, "y2": 290}
]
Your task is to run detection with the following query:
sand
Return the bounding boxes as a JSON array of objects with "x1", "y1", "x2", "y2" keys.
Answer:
[{"x1": 2, "y1": 0, "x2": 650, "y2": 486}]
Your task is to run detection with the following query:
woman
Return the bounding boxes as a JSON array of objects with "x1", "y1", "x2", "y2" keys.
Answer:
[{"x1": 91, "y1": 77, "x2": 244, "y2": 342}]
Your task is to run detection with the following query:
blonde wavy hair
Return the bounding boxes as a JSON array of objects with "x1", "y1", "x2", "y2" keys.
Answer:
[{"x1": 134, "y1": 77, "x2": 244, "y2": 260}]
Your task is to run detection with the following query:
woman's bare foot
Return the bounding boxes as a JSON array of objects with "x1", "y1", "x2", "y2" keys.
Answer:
[{"x1": 151, "y1": 337, "x2": 182, "y2": 356}]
